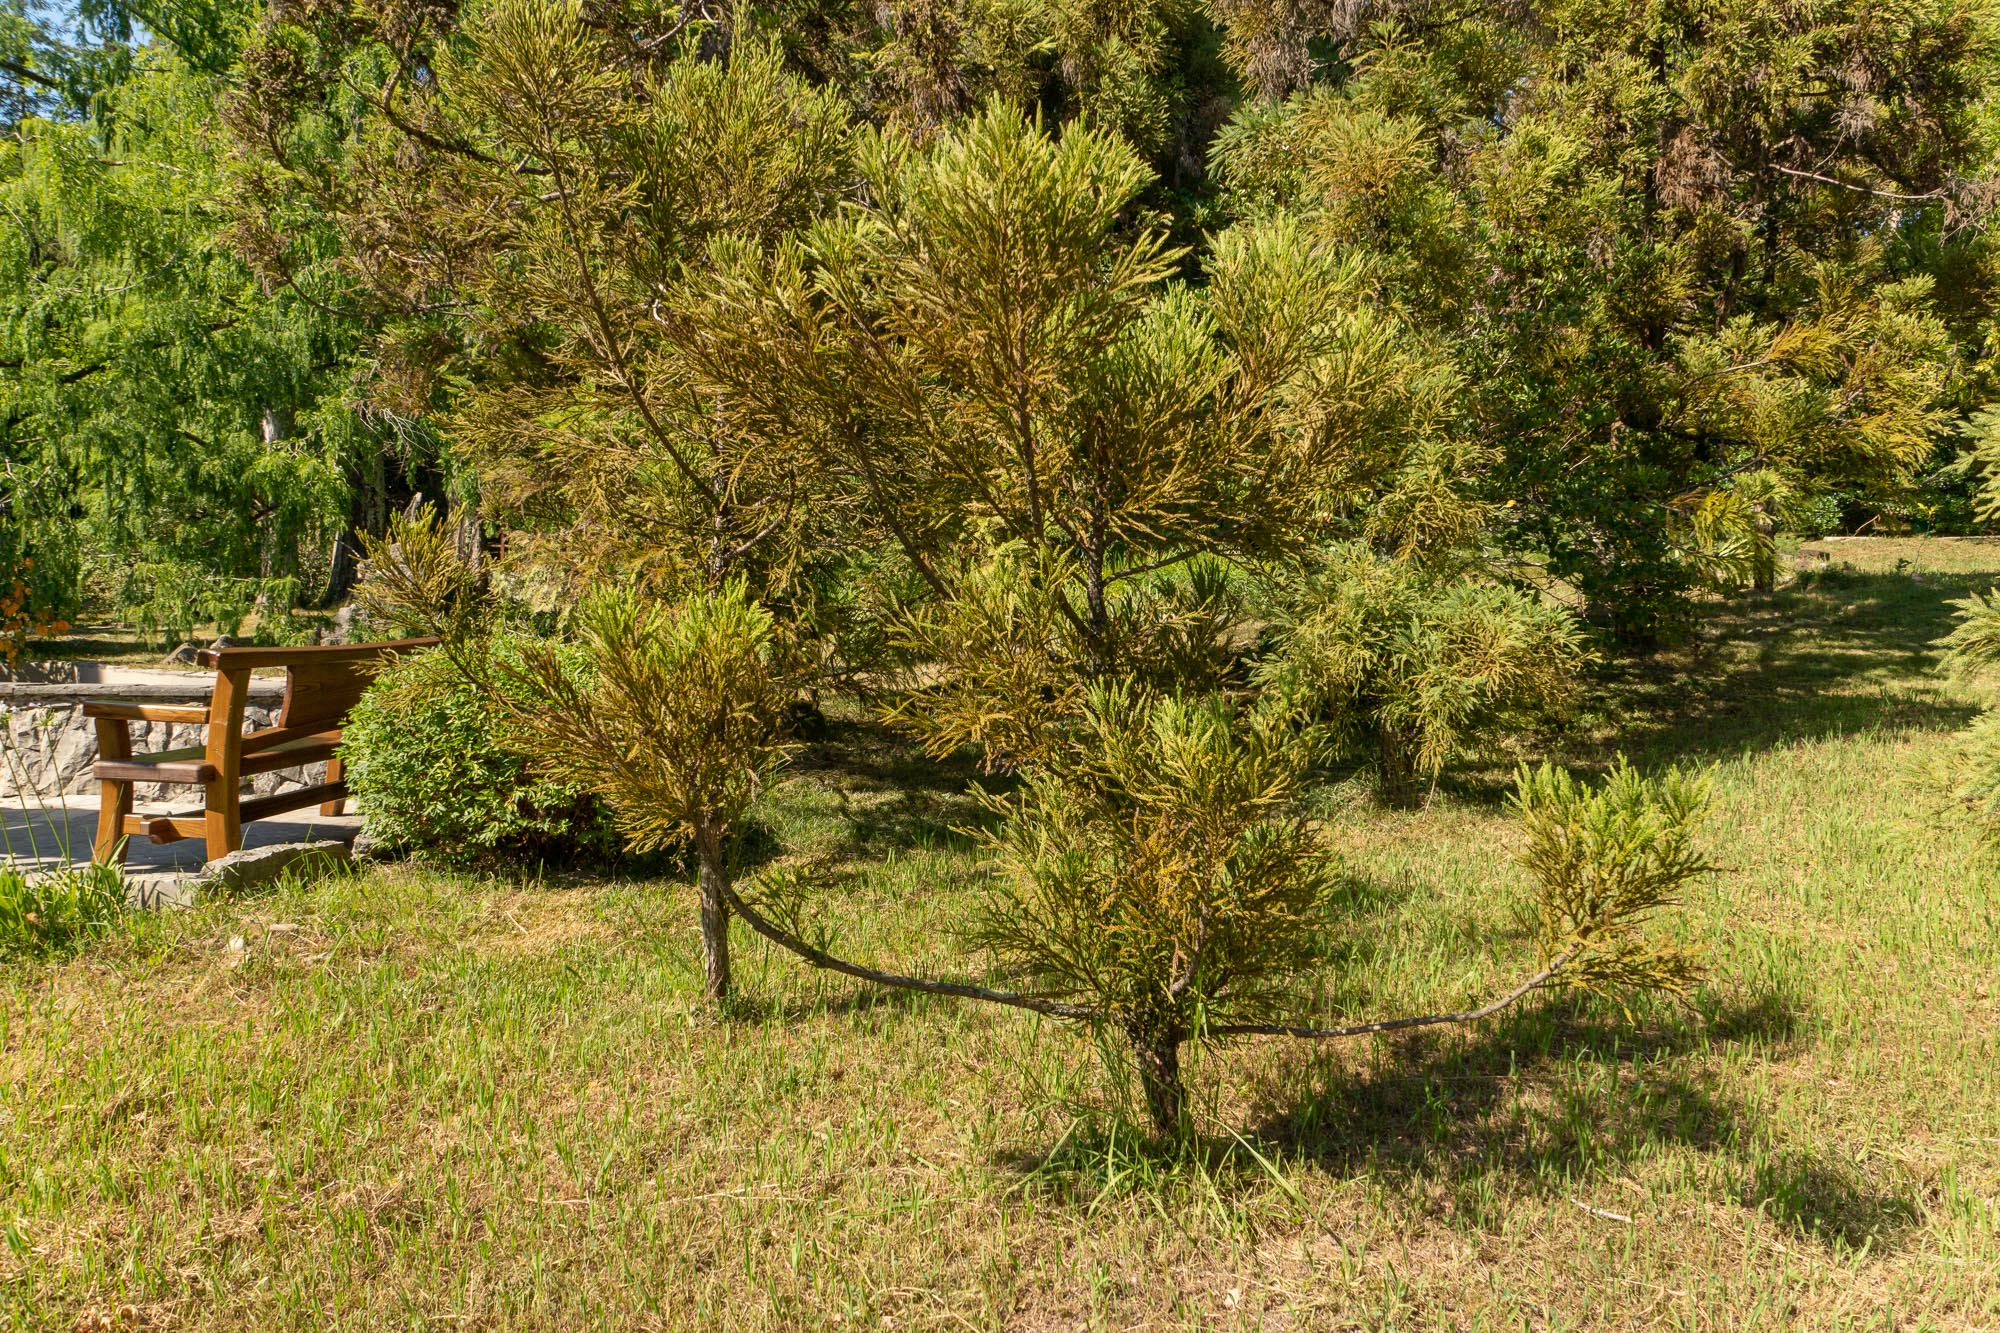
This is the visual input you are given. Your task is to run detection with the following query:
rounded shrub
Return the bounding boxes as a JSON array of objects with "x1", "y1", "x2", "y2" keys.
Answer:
[{"x1": 341, "y1": 638, "x2": 624, "y2": 868}]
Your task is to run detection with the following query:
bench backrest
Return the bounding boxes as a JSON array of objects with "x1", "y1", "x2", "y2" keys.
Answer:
[{"x1": 197, "y1": 638, "x2": 441, "y2": 733}]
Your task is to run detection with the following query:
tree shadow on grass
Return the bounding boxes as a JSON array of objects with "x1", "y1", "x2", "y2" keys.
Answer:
[
  {"x1": 1241, "y1": 985, "x2": 1919, "y2": 1252},
  {"x1": 728, "y1": 978, "x2": 940, "y2": 1025},
  {"x1": 1585, "y1": 571, "x2": 1983, "y2": 763},
  {"x1": 1397, "y1": 570, "x2": 1989, "y2": 810},
  {"x1": 782, "y1": 717, "x2": 1010, "y2": 859}
]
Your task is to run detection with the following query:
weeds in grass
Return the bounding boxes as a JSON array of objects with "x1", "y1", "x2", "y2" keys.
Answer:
[
  {"x1": 0, "y1": 724, "x2": 128, "y2": 957},
  {"x1": 0, "y1": 861, "x2": 124, "y2": 957}
]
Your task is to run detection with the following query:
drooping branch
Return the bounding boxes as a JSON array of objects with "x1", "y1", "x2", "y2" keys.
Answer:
[
  {"x1": 722, "y1": 872, "x2": 1586, "y2": 1040},
  {"x1": 715, "y1": 879, "x2": 1104, "y2": 1020},
  {"x1": 1207, "y1": 946, "x2": 1580, "y2": 1039}
]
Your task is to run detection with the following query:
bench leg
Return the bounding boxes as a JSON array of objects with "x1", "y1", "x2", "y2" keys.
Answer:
[
  {"x1": 201, "y1": 667, "x2": 247, "y2": 864},
  {"x1": 320, "y1": 756, "x2": 346, "y2": 817},
  {"x1": 93, "y1": 780, "x2": 132, "y2": 866},
  {"x1": 203, "y1": 782, "x2": 242, "y2": 864},
  {"x1": 91, "y1": 716, "x2": 135, "y2": 867}
]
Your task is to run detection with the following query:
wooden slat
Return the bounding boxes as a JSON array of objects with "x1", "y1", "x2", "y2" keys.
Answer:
[
  {"x1": 203, "y1": 669, "x2": 249, "y2": 860},
  {"x1": 239, "y1": 723, "x2": 336, "y2": 756},
  {"x1": 238, "y1": 733, "x2": 340, "y2": 778},
  {"x1": 122, "y1": 813, "x2": 202, "y2": 845},
  {"x1": 238, "y1": 782, "x2": 347, "y2": 824},
  {"x1": 196, "y1": 636, "x2": 438, "y2": 669},
  {"x1": 93, "y1": 732, "x2": 338, "y2": 786},
  {"x1": 93, "y1": 746, "x2": 218, "y2": 785},
  {"x1": 81, "y1": 700, "x2": 210, "y2": 724},
  {"x1": 280, "y1": 662, "x2": 377, "y2": 731},
  {"x1": 4, "y1": 681, "x2": 282, "y2": 703},
  {"x1": 93, "y1": 715, "x2": 134, "y2": 866}
]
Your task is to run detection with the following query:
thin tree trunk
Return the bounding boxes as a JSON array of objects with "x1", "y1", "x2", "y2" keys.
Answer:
[
  {"x1": 452, "y1": 500, "x2": 484, "y2": 578},
  {"x1": 1131, "y1": 1026, "x2": 1185, "y2": 1137},
  {"x1": 695, "y1": 824, "x2": 731, "y2": 1001},
  {"x1": 1752, "y1": 510, "x2": 1776, "y2": 593},
  {"x1": 1378, "y1": 720, "x2": 1418, "y2": 808}
]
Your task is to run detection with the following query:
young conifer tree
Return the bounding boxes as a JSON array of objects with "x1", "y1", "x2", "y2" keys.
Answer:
[
  {"x1": 505, "y1": 584, "x2": 794, "y2": 1000},
  {"x1": 1937, "y1": 588, "x2": 2000, "y2": 819},
  {"x1": 722, "y1": 704, "x2": 1714, "y2": 1137}
]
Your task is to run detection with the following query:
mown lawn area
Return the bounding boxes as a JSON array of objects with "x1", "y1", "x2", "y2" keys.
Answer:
[{"x1": 3, "y1": 537, "x2": 1998, "y2": 1330}]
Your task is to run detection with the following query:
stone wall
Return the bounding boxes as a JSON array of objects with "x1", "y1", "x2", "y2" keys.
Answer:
[{"x1": 1, "y1": 678, "x2": 321, "y2": 803}]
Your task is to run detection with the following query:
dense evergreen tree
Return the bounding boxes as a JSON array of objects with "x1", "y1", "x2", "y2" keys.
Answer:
[{"x1": 1209, "y1": 0, "x2": 1994, "y2": 638}]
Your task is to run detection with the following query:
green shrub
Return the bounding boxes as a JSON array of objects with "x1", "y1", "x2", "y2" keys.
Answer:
[
  {"x1": 341, "y1": 639, "x2": 624, "y2": 868},
  {"x1": 0, "y1": 862, "x2": 126, "y2": 958}
]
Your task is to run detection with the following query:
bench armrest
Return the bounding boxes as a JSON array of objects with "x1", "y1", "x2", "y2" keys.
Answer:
[{"x1": 82, "y1": 700, "x2": 211, "y2": 725}]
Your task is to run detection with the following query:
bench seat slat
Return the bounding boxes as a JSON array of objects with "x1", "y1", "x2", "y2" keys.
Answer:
[
  {"x1": 92, "y1": 730, "x2": 342, "y2": 786},
  {"x1": 93, "y1": 746, "x2": 218, "y2": 785},
  {"x1": 238, "y1": 730, "x2": 342, "y2": 775}
]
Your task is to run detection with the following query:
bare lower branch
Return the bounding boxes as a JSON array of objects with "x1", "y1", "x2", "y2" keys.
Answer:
[
  {"x1": 1769, "y1": 163, "x2": 1946, "y2": 203},
  {"x1": 715, "y1": 880, "x2": 1104, "y2": 1021},
  {"x1": 1206, "y1": 946, "x2": 1580, "y2": 1040}
]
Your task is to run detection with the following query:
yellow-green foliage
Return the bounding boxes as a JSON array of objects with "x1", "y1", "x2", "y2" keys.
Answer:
[
  {"x1": 1936, "y1": 587, "x2": 2000, "y2": 817},
  {"x1": 975, "y1": 687, "x2": 1335, "y2": 1042},
  {"x1": 506, "y1": 582, "x2": 795, "y2": 856},
  {"x1": 1262, "y1": 544, "x2": 1591, "y2": 800},
  {"x1": 1937, "y1": 587, "x2": 2000, "y2": 680},
  {"x1": 1510, "y1": 759, "x2": 1712, "y2": 1004}
]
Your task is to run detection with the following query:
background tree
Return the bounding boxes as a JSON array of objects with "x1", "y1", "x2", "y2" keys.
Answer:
[
  {"x1": 2, "y1": 50, "x2": 398, "y2": 633},
  {"x1": 235, "y1": 0, "x2": 861, "y2": 614},
  {"x1": 1259, "y1": 542, "x2": 1591, "y2": 804},
  {"x1": 1208, "y1": 0, "x2": 1991, "y2": 640}
]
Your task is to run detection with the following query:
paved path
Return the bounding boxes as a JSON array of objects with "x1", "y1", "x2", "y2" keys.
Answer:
[{"x1": 2, "y1": 795, "x2": 362, "y2": 905}]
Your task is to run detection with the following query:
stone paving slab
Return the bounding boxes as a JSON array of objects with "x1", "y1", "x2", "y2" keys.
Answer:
[{"x1": 2, "y1": 794, "x2": 362, "y2": 906}]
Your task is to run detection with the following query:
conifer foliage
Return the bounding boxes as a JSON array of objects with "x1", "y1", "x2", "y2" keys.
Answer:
[{"x1": 14, "y1": 0, "x2": 1997, "y2": 1141}]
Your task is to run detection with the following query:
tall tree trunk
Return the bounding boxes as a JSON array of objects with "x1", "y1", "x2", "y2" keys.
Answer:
[
  {"x1": 319, "y1": 529, "x2": 358, "y2": 610},
  {"x1": 1131, "y1": 1025, "x2": 1185, "y2": 1137},
  {"x1": 694, "y1": 823, "x2": 732, "y2": 1001}
]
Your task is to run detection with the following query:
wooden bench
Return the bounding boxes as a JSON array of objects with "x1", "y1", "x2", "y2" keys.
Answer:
[{"x1": 85, "y1": 638, "x2": 437, "y2": 865}]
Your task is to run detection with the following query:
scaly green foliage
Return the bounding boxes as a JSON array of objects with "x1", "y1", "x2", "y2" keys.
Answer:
[
  {"x1": 1938, "y1": 586, "x2": 2000, "y2": 680},
  {"x1": 1936, "y1": 587, "x2": 2000, "y2": 816}
]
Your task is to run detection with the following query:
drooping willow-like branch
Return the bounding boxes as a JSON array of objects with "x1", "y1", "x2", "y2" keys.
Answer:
[
  {"x1": 720, "y1": 874, "x2": 1584, "y2": 1039},
  {"x1": 1205, "y1": 945, "x2": 1579, "y2": 1040}
]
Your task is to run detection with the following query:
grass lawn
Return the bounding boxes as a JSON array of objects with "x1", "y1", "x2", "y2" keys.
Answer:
[{"x1": 4, "y1": 537, "x2": 1998, "y2": 1330}]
